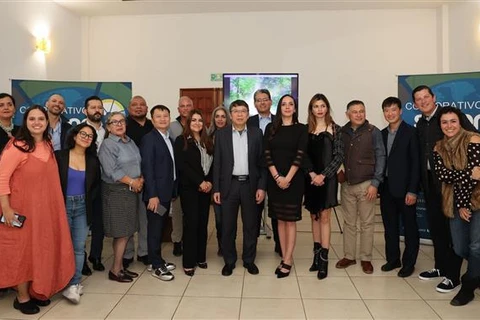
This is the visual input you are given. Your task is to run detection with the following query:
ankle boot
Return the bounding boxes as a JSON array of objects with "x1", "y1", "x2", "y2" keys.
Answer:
[
  {"x1": 450, "y1": 275, "x2": 479, "y2": 306},
  {"x1": 309, "y1": 242, "x2": 321, "y2": 272},
  {"x1": 317, "y1": 248, "x2": 329, "y2": 279}
]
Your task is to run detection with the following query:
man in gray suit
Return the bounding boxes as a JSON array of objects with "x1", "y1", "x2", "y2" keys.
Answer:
[{"x1": 213, "y1": 100, "x2": 267, "y2": 276}]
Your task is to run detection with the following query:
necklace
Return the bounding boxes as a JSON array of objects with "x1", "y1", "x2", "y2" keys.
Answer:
[{"x1": 0, "y1": 121, "x2": 14, "y2": 137}]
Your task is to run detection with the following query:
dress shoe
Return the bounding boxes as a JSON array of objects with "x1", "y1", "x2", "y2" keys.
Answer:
[
  {"x1": 108, "y1": 270, "x2": 133, "y2": 283},
  {"x1": 82, "y1": 261, "x2": 92, "y2": 276},
  {"x1": 361, "y1": 261, "x2": 374, "y2": 274},
  {"x1": 397, "y1": 266, "x2": 415, "y2": 278},
  {"x1": 122, "y1": 257, "x2": 133, "y2": 269},
  {"x1": 221, "y1": 264, "x2": 235, "y2": 276},
  {"x1": 13, "y1": 298, "x2": 40, "y2": 315},
  {"x1": 184, "y1": 268, "x2": 195, "y2": 276},
  {"x1": 275, "y1": 260, "x2": 284, "y2": 275},
  {"x1": 30, "y1": 298, "x2": 51, "y2": 307},
  {"x1": 381, "y1": 261, "x2": 401, "y2": 272},
  {"x1": 123, "y1": 268, "x2": 139, "y2": 278},
  {"x1": 277, "y1": 263, "x2": 292, "y2": 279},
  {"x1": 197, "y1": 262, "x2": 208, "y2": 269},
  {"x1": 335, "y1": 258, "x2": 356, "y2": 269},
  {"x1": 243, "y1": 263, "x2": 259, "y2": 275},
  {"x1": 173, "y1": 242, "x2": 183, "y2": 256},
  {"x1": 88, "y1": 256, "x2": 105, "y2": 271},
  {"x1": 137, "y1": 255, "x2": 150, "y2": 265}
]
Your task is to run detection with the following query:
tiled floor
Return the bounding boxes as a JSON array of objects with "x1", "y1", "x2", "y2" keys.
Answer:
[{"x1": 1, "y1": 205, "x2": 479, "y2": 319}]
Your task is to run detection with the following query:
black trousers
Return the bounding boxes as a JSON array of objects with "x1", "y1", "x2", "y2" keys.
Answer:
[
  {"x1": 89, "y1": 193, "x2": 104, "y2": 259},
  {"x1": 380, "y1": 179, "x2": 419, "y2": 268},
  {"x1": 180, "y1": 188, "x2": 210, "y2": 269},
  {"x1": 425, "y1": 171, "x2": 462, "y2": 282},
  {"x1": 146, "y1": 201, "x2": 170, "y2": 269},
  {"x1": 222, "y1": 179, "x2": 258, "y2": 265}
]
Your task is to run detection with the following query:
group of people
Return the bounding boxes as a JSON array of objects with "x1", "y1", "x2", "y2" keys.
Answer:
[{"x1": 0, "y1": 83, "x2": 479, "y2": 315}]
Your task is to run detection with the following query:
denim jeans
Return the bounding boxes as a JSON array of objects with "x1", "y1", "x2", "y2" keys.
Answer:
[
  {"x1": 450, "y1": 208, "x2": 480, "y2": 279},
  {"x1": 66, "y1": 195, "x2": 89, "y2": 285}
]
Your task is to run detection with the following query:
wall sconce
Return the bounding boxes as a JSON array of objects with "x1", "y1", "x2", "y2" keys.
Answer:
[{"x1": 35, "y1": 37, "x2": 51, "y2": 54}]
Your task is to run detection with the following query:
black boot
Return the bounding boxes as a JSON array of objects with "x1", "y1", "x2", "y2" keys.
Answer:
[
  {"x1": 82, "y1": 252, "x2": 92, "y2": 276},
  {"x1": 317, "y1": 248, "x2": 329, "y2": 279},
  {"x1": 309, "y1": 242, "x2": 321, "y2": 272},
  {"x1": 450, "y1": 275, "x2": 479, "y2": 306}
]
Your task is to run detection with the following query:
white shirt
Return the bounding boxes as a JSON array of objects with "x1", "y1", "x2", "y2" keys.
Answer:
[
  {"x1": 158, "y1": 129, "x2": 176, "y2": 181},
  {"x1": 86, "y1": 120, "x2": 106, "y2": 151}
]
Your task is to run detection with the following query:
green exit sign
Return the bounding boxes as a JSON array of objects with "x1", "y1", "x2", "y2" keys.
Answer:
[{"x1": 210, "y1": 73, "x2": 222, "y2": 81}]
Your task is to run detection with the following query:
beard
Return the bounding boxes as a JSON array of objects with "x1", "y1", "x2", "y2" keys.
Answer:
[{"x1": 86, "y1": 112, "x2": 102, "y2": 123}]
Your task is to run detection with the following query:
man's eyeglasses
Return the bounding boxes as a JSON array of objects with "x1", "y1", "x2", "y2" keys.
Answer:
[
  {"x1": 255, "y1": 98, "x2": 270, "y2": 103},
  {"x1": 78, "y1": 131, "x2": 94, "y2": 140},
  {"x1": 108, "y1": 119, "x2": 126, "y2": 126}
]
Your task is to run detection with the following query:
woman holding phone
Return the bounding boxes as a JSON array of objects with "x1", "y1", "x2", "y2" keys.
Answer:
[{"x1": 0, "y1": 105, "x2": 74, "y2": 315}]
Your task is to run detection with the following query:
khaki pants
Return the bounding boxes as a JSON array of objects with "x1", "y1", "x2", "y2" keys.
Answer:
[
  {"x1": 340, "y1": 180, "x2": 376, "y2": 261},
  {"x1": 171, "y1": 197, "x2": 183, "y2": 243}
]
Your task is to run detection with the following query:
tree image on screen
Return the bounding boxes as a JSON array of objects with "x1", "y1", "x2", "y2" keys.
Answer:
[{"x1": 228, "y1": 76, "x2": 295, "y2": 115}]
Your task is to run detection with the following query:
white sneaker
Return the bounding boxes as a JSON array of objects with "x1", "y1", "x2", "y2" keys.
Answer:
[
  {"x1": 62, "y1": 284, "x2": 81, "y2": 304},
  {"x1": 77, "y1": 284, "x2": 84, "y2": 296}
]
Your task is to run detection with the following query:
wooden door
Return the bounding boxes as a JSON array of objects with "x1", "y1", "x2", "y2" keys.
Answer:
[{"x1": 179, "y1": 88, "x2": 223, "y2": 128}]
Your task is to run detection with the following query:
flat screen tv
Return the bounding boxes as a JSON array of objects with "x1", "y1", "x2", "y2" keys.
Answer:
[{"x1": 223, "y1": 73, "x2": 299, "y2": 116}]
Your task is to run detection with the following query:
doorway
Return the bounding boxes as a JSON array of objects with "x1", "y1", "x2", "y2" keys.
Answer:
[{"x1": 179, "y1": 88, "x2": 223, "y2": 128}]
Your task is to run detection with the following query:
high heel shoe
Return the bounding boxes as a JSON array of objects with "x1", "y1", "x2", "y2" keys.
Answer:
[
  {"x1": 184, "y1": 268, "x2": 195, "y2": 276},
  {"x1": 277, "y1": 263, "x2": 292, "y2": 278},
  {"x1": 317, "y1": 248, "x2": 329, "y2": 280},
  {"x1": 275, "y1": 260, "x2": 284, "y2": 275}
]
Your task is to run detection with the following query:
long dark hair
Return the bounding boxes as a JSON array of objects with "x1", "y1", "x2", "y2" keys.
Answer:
[
  {"x1": 182, "y1": 109, "x2": 213, "y2": 155},
  {"x1": 14, "y1": 105, "x2": 51, "y2": 153},
  {"x1": 307, "y1": 93, "x2": 334, "y2": 133},
  {"x1": 268, "y1": 94, "x2": 299, "y2": 140},
  {"x1": 65, "y1": 122, "x2": 98, "y2": 156}
]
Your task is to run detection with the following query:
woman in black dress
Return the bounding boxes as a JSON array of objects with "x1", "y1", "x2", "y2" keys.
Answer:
[
  {"x1": 264, "y1": 94, "x2": 308, "y2": 278},
  {"x1": 304, "y1": 94, "x2": 344, "y2": 279}
]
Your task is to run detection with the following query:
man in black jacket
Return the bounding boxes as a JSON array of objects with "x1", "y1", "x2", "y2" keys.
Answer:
[
  {"x1": 414, "y1": 85, "x2": 476, "y2": 293},
  {"x1": 379, "y1": 97, "x2": 420, "y2": 278},
  {"x1": 46, "y1": 93, "x2": 71, "y2": 151}
]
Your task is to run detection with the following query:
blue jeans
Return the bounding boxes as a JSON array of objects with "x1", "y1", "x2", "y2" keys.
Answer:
[
  {"x1": 66, "y1": 195, "x2": 89, "y2": 285},
  {"x1": 450, "y1": 208, "x2": 480, "y2": 279}
]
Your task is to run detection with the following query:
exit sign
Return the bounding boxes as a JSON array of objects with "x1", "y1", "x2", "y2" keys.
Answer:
[{"x1": 210, "y1": 73, "x2": 222, "y2": 82}]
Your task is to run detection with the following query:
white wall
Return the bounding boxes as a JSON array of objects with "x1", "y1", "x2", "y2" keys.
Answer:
[
  {"x1": 448, "y1": 2, "x2": 480, "y2": 72},
  {"x1": 0, "y1": 2, "x2": 82, "y2": 93},
  {"x1": 85, "y1": 9, "x2": 438, "y2": 127}
]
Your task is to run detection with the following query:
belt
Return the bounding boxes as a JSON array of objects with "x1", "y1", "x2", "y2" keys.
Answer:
[{"x1": 232, "y1": 175, "x2": 249, "y2": 182}]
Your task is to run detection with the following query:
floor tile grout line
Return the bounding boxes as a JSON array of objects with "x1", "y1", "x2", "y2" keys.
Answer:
[
  {"x1": 346, "y1": 264, "x2": 376, "y2": 320},
  {"x1": 293, "y1": 259, "x2": 308, "y2": 320},
  {"x1": 404, "y1": 276, "x2": 444, "y2": 319}
]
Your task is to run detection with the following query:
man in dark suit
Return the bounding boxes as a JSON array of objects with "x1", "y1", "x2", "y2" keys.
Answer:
[
  {"x1": 140, "y1": 105, "x2": 177, "y2": 281},
  {"x1": 247, "y1": 89, "x2": 280, "y2": 256},
  {"x1": 379, "y1": 97, "x2": 420, "y2": 278},
  {"x1": 46, "y1": 93, "x2": 72, "y2": 151},
  {"x1": 414, "y1": 85, "x2": 476, "y2": 293},
  {"x1": 213, "y1": 100, "x2": 267, "y2": 276}
]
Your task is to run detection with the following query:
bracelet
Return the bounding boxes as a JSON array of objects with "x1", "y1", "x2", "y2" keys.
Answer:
[{"x1": 273, "y1": 174, "x2": 280, "y2": 180}]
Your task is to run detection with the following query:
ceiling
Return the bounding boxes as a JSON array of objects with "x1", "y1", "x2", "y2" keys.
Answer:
[{"x1": 54, "y1": 0, "x2": 460, "y2": 16}]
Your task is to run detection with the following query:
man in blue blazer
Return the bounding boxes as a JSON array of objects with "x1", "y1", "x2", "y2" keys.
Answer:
[
  {"x1": 140, "y1": 105, "x2": 177, "y2": 281},
  {"x1": 379, "y1": 97, "x2": 420, "y2": 278},
  {"x1": 247, "y1": 89, "x2": 280, "y2": 256},
  {"x1": 214, "y1": 100, "x2": 267, "y2": 276}
]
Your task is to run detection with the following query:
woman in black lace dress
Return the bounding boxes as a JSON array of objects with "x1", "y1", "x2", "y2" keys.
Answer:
[
  {"x1": 264, "y1": 94, "x2": 308, "y2": 278},
  {"x1": 304, "y1": 94, "x2": 343, "y2": 279}
]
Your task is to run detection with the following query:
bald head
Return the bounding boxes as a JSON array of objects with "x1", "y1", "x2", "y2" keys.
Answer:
[
  {"x1": 46, "y1": 94, "x2": 65, "y2": 116},
  {"x1": 178, "y1": 96, "x2": 193, "y2": 119},
  {"x1": 128, "y1": 95, "x2": 148, "y2": 120}
]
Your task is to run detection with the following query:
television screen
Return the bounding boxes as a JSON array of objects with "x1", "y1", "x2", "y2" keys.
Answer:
[{"x1": 223, "y1": 73, "x2": 299, "y2": 116}]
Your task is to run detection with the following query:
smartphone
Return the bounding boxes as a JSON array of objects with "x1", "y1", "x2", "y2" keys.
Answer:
[
  {"x1": 0, "y1": 213, "x2": 26, "y2": 228},
  {"x1": 157, "y1": 205, "x2": 167, "y2": 216}
]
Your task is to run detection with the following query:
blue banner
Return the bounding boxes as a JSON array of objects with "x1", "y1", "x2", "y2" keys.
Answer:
[
  {"x1": 11, "y1": 80, "x2": 132, "y2": 126},
  {"x1": 398, "y1": 71, "x2": 480, "y2": 241}
]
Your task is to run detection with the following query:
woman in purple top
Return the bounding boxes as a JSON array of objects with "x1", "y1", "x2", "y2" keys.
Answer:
[{"x1": 55, "y1": 123, "x2": 101, "y2": 304}]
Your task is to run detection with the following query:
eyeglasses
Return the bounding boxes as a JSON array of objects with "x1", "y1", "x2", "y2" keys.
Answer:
[
  {"x1": 255, "y1": 98, "x2": 270, "y2": 103},
  {"x1": 78, "y1": 131, "x2": 94, "y2": 140},
  {"x1": 108, "y1": 119, "x2": 126, "y2": 126}
]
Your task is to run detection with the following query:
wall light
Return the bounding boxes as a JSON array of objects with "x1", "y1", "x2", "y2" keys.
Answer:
[{"x1": 35, "y1": 37, "x2": 51, "y2": 54}]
